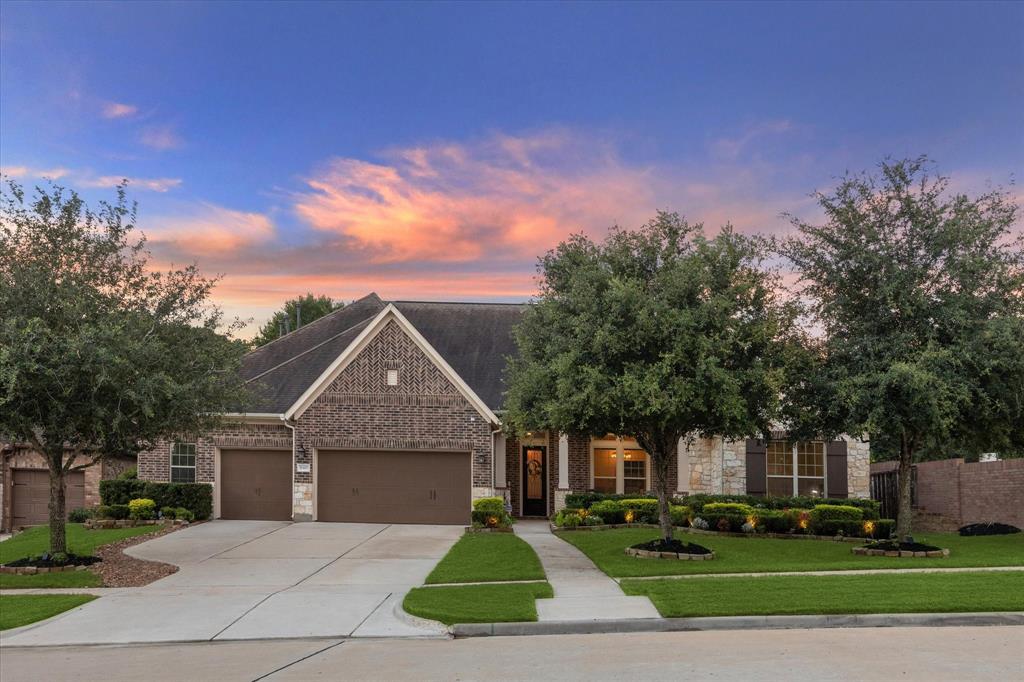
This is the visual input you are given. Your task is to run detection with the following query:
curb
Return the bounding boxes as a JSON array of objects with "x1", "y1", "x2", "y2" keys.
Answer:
[{"x1": 451, "y1": 611, "x2": 1024, "y2": 637}]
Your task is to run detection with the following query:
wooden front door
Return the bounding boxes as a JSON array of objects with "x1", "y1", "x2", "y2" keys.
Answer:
[{"x1": 522, "y1": 446, "x2": 547, "y2": 516}]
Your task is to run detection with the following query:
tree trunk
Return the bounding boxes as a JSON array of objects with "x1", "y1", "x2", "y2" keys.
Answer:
[
  {"x1": 652, "y1": 447, "x2": 674, "y2": 543},
  {"x1": 48, "y1": 458, "x2": 68, "y2": 556},
  {"x1": 895, "y1": 437, "x2": 914, "y2": 543}
]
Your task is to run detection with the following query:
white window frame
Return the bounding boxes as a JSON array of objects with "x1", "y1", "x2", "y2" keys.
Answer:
[
  {"x1": 766, "y1": 440, "x2": 827, "y2": 497},
  {"x1": 590, "y1": 436, "x2": 651, "y2": 494},
  {"x1": 170, "y1": 442, "x2": 197, "y2": 483}
]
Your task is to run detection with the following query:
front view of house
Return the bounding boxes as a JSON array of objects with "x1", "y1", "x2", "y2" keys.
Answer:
[{"x1": 138, "y1": 293, "x2": 870, "y2": 523}]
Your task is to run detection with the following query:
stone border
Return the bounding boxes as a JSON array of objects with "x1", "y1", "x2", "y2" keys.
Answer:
[
  {"x1": 625, "y1": 547, "x2": 714, "y2": 561},
  {"x1": 852, "y1": 546, "x2": 950, "y2": 558},
  {"x1": 464, "y1": 526, "x2": 514, "y2": 534},
  {"x1": 553, "y1": 521, "x2": 866, "y2": 543},
  {"x1": 451, "y1": 611, "x2": 1024, "y2": 637},
  {"x1": 0, "y1": 564, "x2": 92, "y2": 575},
  {"x1": 84, "y1": 519, "x2": 187, "y2": 530}
]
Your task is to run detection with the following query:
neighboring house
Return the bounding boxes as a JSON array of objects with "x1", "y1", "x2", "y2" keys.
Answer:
[
  {"x1": 0, "y1": 446, "x2": 135, "y2": 532},
  {"x1": 137, "y1": 293, "x2": 870, "y2": 525}
]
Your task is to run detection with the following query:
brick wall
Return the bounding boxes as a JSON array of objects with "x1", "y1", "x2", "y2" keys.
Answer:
[{"x1": 912, "y1": 458, "x2": 1024, "y2": 528}]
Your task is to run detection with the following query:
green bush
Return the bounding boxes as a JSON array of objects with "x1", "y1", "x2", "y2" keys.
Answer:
[
  {"x1": 175, "y1": 507, "x2": 195, "y2": 522},
  {"x1": 589, "y1": 500, "x2": 626, "y2": 524},
  {"x1": 472, "y1": 497, "x2": 506, "y2": 512},
  {"x1": 670, "y1": 505, "x2": 690, "y2": 526},
  {"x1": 811, "y1": 504, "x2": 864, "y2": 522},
  {"x1": 619, "y1": 498, "x2": 660, "y2": 522},
  {"x1": 128, "y1": 498, "x2": 156, "y2": 520},
  {"x1": 683, "y1": 493, "x2": 880, "y2": 517},
  {"x1": 118, "y1": 466, "x2": 138, "y2": 480},
  {"x1": 97, "y1": 504, "x2": 130, "y2": 520},
  {"x1": 555, "y1": 509, "x2": 582, "y2": 528},
  {"x1": 470, "y1": 509, "x2": 513, "y2": 528},
  {"x1": 702, "y1": 512, "x2": 748, "y2": 533},
  {"x1": 100, "y1": 480, "x2": 212, "y2": 520},
  {"x1": 811, "y1": 519, "x2": 865, "y2": 537},
  {"x1": 565, "y1": 492, "x2": 671, "y2": 509},
  {"x1": 160, "y1": 506, "x2": 177, "y2": 520},
  {"x1": 703, "y1": 502, "x2": 754, "y2": 516},
  {"x1": 581, "y1": 514, "x2": 605, "y2": 526},
  {"x1": 68, "y1": 507, "x2": 95, "y2": 523},
  {"x1": 755, "y1": 509, "x2": 790, "y2": 533},
  {"x1": 872, "y1": 519, "x2": 895, "y2": 539}
]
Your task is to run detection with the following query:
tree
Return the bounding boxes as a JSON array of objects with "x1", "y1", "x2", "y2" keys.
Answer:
[
  {"x1": 0, "y1": 181, "x2": 248, "y2": 556},
  {"x1": 251, "y1": 293, "x2": 342, "y2": 347},
  {"x1": 783, "y1": 158, "x2": 1024, "y2": 541},
  {"x1": 504, "y1": 212, "x2": 799, "y2": 543}
]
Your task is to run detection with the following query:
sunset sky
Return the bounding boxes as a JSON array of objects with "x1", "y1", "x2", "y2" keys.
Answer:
[{"x1": 2, "y1": 2, "x2": 1022, "y2": 337}]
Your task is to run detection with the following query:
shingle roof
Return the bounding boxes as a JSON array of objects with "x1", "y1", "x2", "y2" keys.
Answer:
[{"x1": 237, "y1": 294, "x2": 525, "y2": 414}]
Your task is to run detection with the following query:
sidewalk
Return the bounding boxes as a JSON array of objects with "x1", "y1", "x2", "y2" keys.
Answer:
[{"x1": 513, "y1": 520, "x2": 659, "y2": 621}]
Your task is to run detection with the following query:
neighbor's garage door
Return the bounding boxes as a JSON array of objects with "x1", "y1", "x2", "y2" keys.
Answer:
[
  {"x1": 11, "y1": 469, "x2": 85, "y2": 528},
  {"x1": 220, "y1": 449, "x2": 292, "y2": 521},
  {"x1": 317, "y1": 450, "x2": 470, "y2": 524}
]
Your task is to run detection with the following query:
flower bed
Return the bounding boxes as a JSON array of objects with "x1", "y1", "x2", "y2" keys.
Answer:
[
  {"x1": 1, "y1": 553, "x2": 99, "y2": 574},
  {"x1": 626, "y1": 538, "x2": 714, "y2": 561},
  {"x1": 852, "y1": 540, "x2": 950, "y2": 558},
  {"x1": 85, "y1": 519, "x2": 185, "y2": 529}
]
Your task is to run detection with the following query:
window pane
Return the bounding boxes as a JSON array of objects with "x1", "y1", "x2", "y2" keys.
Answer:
[
  {"x1": 623, "y1": 478, "x2": 646, "y2": 494},
  {"x1": 593, "y1": 477, "x2": 616, "y2": 493},
  {"x1": 623, "y1": 460, "x2": 645, "y2": 479},
  {"x1": 766, "y1": 440, "x2": 792, "y2": 476},
  {"x1": 798, "y1": 477, "x2": 825, "y2": 497},
  {"x1": 767, "y1": 477, "x2": 792, "y2": 496},
  {"x1": 797, "y1": 442, "x2": 824, "y2": 478},
  {"x1": 593, "y1": 448, "x2": 616, "y2": 478},
  {"x1": 171, "y1": 467, "x2": 196, "y2": 483}
]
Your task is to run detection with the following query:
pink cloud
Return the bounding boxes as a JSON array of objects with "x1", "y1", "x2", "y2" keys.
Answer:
[
  {"x1": 80, "y1": 175, "x2": 182, "y2": 192},
  {"x1": 102, "y1": 101, "x2": 138, "y2": 119},
  {"x1": 139, "y1": 125, "x2": 183, "y2": 150},
  {"x1": 144, "y1": 204, "x2": 274, "y2": 252}
]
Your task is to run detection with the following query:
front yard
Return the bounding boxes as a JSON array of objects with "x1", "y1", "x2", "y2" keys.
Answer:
[
  {"x1": 557, "y1": 528, "x2": 1024, "y2": 578},
  {"x1": 0, "y1": 595, "x2": 96, "y2": 631},
  {"x1": 404, "y1": 532, "x2": 552, "y2": 624},
  {"x1": 622, "y1": 571, "x2": 1024, "y2": 617}
]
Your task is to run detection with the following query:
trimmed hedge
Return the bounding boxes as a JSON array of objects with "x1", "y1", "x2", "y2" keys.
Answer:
[
  {"x1": 100, "y1": 480, "x2": 212, "y2": 520},
  {"x1": 703, "y1": 502, "x2": 754, "y2": 516},
  {"x1": 684, "y1": 493, "x2": 880, "y2": 519},
  {"x1": 470, "y1": 509, "x2": 513, "y2": 528},
  {"x1": 810, "y1": 504, "x2": 864, "y2": 521},
  {"x1": 472, "y1": 497, "x2": 506, "y2": 512}
]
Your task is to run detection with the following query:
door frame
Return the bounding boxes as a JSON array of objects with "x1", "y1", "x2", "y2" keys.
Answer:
[{"x1": 521, "y1": 444, "x2": 548, "y2": 517}]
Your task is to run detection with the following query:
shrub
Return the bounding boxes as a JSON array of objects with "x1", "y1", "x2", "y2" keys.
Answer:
[
  {"x1": 872, "y1": 519, "x2": 896, "y2": 538},
  {"x1": 691, "y1": 517, "x2": 709, "y2": 530},
  {"x1": 470, "y1": 509, "x2": 512, "y2": 528},
  {"x1": 128, "y1": 498, "x2": 156, "y2": 520},
  {"x1": 811, "y1": 519, "x2": 864, "y2": 537},
  {"x1": 118, "y1": 466, "x2": 138, "y2": 480},
  {"x1": 68, "y1": 507, "x2": 95, "y2": 523},
  {"x1": 565, "y1": 492, "x2": 660, "y2": 509},
  {"x1": 473, "y1": 497, "x2": 506, "y2": 512},
  {"x1": 175, "y1": 507, "x2": 195, "y2": 522},
  {"x1": 670, "y1": 505, "x2": 690, "y2": 527},
  {"x1": 589, "y1": 500, "x2": 626, "y2": 524},
  {"x1": 620, "y1": 498, "x2": 660, "y2": 523},
  {"x1": 581, "y1": 514, "x2": 605, "y2": 526},
  {"x1": 756, "y1": 509, "x2": 790, "y2": 533},
  {"x1": 703, "y1": 502, "x2": 754, "y2": 516},
  {"x1": 555, "y1": 509, "x2": 583, "y2": 528},
  {"x1": 741, "y1": 521, "x2": 756, "y2": 533},
  {"x1": 811, "y1": 504, "x2": 864, "y2": 521},
  {"x1": 98, "y1": 504, "x2": 130, "y2": 520},
  {"x1": 160, "y1": 506, "x2": 177, "y2": 520},
  {"x1": 101, "y1": 480, "x2": 213, "y2": 520},
  {"x1": 684, "y1": 493, "x2": 880, "y2": 518}
]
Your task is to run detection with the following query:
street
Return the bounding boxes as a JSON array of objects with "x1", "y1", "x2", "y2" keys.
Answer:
[{"x1": 1, "y1": 626, "x2": 1020, "y2": 681}]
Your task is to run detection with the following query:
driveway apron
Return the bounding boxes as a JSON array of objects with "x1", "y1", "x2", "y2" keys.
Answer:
[{"x1": 0, "y1": 520, "x2": 462, "y2": 646}]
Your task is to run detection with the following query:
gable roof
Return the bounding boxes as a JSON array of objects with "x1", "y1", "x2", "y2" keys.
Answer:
[{"x1": 236, "y1": 294, "x2": 525, "y2": 416}]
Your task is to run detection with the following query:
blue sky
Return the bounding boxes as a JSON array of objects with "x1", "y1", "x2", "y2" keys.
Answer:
[{"x1": 2, "y1": 1, "x2": 1022, "y2": 335}]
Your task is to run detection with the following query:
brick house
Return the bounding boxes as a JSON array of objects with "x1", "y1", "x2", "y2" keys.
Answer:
[{"x1": 137, "y1": 293, "x2": 870, "y2": 524}]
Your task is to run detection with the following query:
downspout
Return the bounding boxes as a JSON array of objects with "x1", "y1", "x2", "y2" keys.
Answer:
[
  {"x1": 282, "y1": 416, "x2": 297, "y2": 520},
  {"x1": 490, "y1": 424, "x2": 503, "y2": 498}
]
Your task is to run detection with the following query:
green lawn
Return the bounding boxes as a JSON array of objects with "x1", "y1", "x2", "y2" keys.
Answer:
[
  {"x1": 0, "y1": 570, "x2": 102, "y2": 590},
  {"x1": 425, "y1": 533, "x2": 546, "y2": 584},
  {"x1": 558, "y1": 528, "x2": 1024, "y2": 578},
  {"x1": 0, "y1": 523, "x2": 164, "y2": 566},
  {"x1": 403, "y1": 582, "x2": 554, "y2": 624},
  {"x1": 0, "y1": 594, "x2": 96, "y2": 630},
  {"x1": 622, "y1": 571, "x2": 1024, "y2": 617}
]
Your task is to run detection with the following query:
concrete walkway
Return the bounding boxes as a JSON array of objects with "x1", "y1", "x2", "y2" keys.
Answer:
[{"x1": 514, "y1": 520, "x2": 659, "y2": 621}]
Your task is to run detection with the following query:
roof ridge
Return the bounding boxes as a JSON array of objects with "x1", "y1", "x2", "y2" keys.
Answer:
[
  {"x1": 244, "y1": 311, "x2": 382, "y2": 384},
  {"x1": 245, "y1": 292, "x2": 383, "y2": 358},
  {"x1": 391, "y1": 299, "x2": 529, "y2": 306}
]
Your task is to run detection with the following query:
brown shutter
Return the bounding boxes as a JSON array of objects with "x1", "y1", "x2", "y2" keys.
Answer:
[
  {"x1": 745, "y1": 439, "x2": 767, "y2": 496},
  {"x1": 826, "y1": 440, "x2": 849, "y2": 498}
]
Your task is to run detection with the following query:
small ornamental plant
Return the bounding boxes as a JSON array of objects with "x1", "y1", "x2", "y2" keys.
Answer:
[{"x1": 128, "y1": 498, "x2": 157, "y2": 520}]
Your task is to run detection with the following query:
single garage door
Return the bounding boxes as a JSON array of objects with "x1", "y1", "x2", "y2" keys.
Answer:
[
  {"x1": 12, "y1": 469, "x2": 85, "y2": 528},
  {"x1": 318, "y1": 450, "x2": 471, "y2": 524},
  {"x1": 220, "y1": 449, "x2": 292, "y2": 521}
]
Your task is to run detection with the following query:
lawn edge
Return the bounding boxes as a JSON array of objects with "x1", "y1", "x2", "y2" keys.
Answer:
[{"x1": 0, "y1": 594, "x2": 97, "y2": 634}]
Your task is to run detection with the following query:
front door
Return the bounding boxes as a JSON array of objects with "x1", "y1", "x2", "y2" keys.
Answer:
[{"x1": 522, "y1": 446, "x2": 547, "y2": 516}]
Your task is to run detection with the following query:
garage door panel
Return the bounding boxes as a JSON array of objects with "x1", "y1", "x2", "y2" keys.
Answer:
[
  {"x1": 317, "y1": 450, "x2": 470, "y2": 525},
  {"x1": 220, "y1": 449, "x2": 292, "y2": 521},
  {"x1": 11, "y1": 469, "x2": 85, "y2": 527}
]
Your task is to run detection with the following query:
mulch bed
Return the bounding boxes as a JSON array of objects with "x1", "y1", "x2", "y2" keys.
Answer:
[
  {"x1": 632, "y1": 538, "x2": 713, "y2": 555},
  {"x1": 5, "y1": 553, "x2": 100, "y2": 569},
  {"x1": 958, "y1": 522, "x2": 1021, "y2": 537},
  {"x1": 862, "y1": 540, "x2": 942, "y2": 553},
  {"x1": 89, "y1": 523, "x2": 184, "y2": 587}
]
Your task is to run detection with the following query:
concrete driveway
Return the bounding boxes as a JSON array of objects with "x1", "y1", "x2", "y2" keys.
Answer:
[{"x1": 0, "y1": 520, "x2": 463, "y2": 646}]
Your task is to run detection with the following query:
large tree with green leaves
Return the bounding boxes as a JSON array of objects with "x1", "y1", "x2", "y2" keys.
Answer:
[
  {"x1": 784, "y1": 158, "x2": 1024, "y2": 540},
  {"x1": 504, "y1": 212, "x2": 800, "y2": 542},
  {"x1": 0, "y1": 181, "x2": 248, "y2": 556},
  {"x1": 251, "y1": 293, "x2": 342, "y2": 347}
]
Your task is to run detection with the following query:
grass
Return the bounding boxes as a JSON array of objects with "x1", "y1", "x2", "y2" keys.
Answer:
[
  {"x1": 0, "y1": 570, "x2": 102, "y2": 590},
  {"x1": 0, "y1": 523, "x2": 164, "y2": 565},
  {"x1": 557, "y1": 528, "x2": 1024, "y2": 578},
  {"x1": 403, "y1": 582, "x2": 554, "y2": 624},
  {"x1": 622, "y1": 571, "x2": 1024, "y2": 617},
  {"x1": 425, "y1": 533, "x2": 546, "y2": 584},
  {"x1": 0, "y1": 594, "x2": 96, "y2": 630}
]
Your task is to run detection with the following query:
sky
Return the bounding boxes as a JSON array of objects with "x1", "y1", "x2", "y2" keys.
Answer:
[{"x1": 2, "y1": 1, "x2": 1022, "y2": 338}]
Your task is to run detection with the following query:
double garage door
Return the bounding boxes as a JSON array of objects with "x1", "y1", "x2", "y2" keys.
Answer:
[
  {"x1": 10, "y1": 469, "x2": 85, "y2": 528},
  {"x1": 218, "y1": 449, "x2": 470, "y2": 525}
]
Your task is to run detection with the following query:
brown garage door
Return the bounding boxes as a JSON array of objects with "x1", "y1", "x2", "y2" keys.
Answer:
[
  {"x1": 318, "y1": 450, "x2": 470, "y2": 524},
  {"x1": 220, "y1": 449, "x2": 292, "y2": 521},
  {"x1": 11, "y1": 469, "x2": 85, "y2": 528}
]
